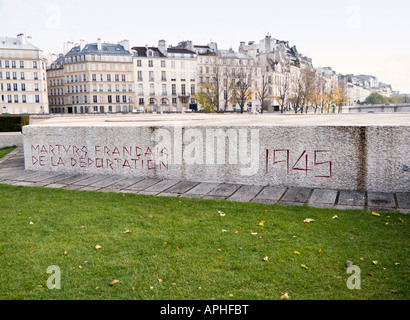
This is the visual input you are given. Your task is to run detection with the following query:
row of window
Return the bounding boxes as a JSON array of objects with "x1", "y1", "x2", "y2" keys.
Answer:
[
  {"x1": 51, "y1": 83, "x2": 195, "y2": 96},
  {"x1": 60, "y1": 84, "x2": 134, "y2": 95},
  {"x1": 0, "y1": 71, "x2": 44, "y2": 80},
  {"x1": 65, "y1": 95, "x2": 133, "y2": 105},
  {"x1": 137, "y1": 84, "x2": 195, "y2": 96},
  {"x1": 198, "y1": 57, "x2": 253, "y2": 66},
  {"x1": 136, "y1": 71, "x2": 195, "y2": 82},
  {"x1": 50, "y1": 105, "x2": 134, "y2": 114},
  {"x1": 1, "y1": 94, "x2": 41, "y2": 103},
  {"x1": 61, "y1": 73, "x2": 131, "y2": 84},
  {"x1": 0, "y1": 60, "x2": 43, "y2": 69},
  {"x1": 65, "y1": 55, "x2": 132, "y2": 64},
  {"x1": 135, "y1": 59, "x2": 195, "y2": 69},
  {"x1": 1, "y1": 83, "x2": 41, "y2": 92}
]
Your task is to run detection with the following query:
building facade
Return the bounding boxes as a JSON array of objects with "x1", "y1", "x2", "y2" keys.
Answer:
[
  {"x1": 0, "y1": 34, "x2": 48, "y2": 114},
  {"x1": 47, "y1": 39, "x2": 135, "y2": 114},
  {"x1": 132, "y1": 40, "x2": 197, "y2": 112}
]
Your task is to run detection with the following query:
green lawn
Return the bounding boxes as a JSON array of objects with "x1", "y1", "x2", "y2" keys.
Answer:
[
  {"x1": 0, "y1": 146, "x2": 16, "y2": 159},
  {"x1": 0, "y1": 184, "x2": 408, "y2": 300}
]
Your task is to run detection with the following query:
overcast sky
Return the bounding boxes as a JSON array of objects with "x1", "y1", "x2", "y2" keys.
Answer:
[{"x1": 1, "y1": 0, "x2": 409, "y2": 93}]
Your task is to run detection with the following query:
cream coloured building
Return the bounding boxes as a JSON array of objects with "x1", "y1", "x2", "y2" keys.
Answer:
[
  {"x1": 47, "y1": 39, "x2": 135, "y2": 114},
  {"x1": 132, "y1": 40, "x2": 198, "y2": 112},
  {"x1": 0, "y1": 34, "x2": 48, "y2": 114}
]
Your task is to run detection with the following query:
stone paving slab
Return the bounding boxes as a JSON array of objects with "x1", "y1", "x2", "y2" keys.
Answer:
[
  {"x1": 88, "y1": 175, "x2": 128, "y2": 188},
  {"x1": 367, "y1": 192, "x2": 396, "y2": 209},
  {"x1": 308, "y1": 189, "x2": 339, "y2": 208},
  {"x1": 185, "y1": 183, "x2": 220, "y2": 196},
  {"x1": 165, "y1": 181, "x2": 200, "y2": 194},
  {"x1": 45, "y1": 183, "x2": 68, "y2": 189},
  {"x1": 30, "y1": 172, "x2": 68, "y2": 183},
  {"x1": 144, "y1": 179, "x2": 180, "y2": 193},
  {"x1": 252, "y1": 186, "x2": 287, "y2": 204},
  {"x1": 280, "y1": 187, "x2": 312, "y2": 204},
  {"x1": 337, "y1": 190, "x2": 366, "y2": 207},
  {"x1": 157, "y1": 192, "x2": 181, "y2": 198},
  {"x1": 8, "y1": 170, "x2": 43, "y2": 181},
  {"x1": 101, "y1": 177, "x2": 145, "y2": 191},
  {"x1": 227, "y1": 185, "x2": 264, "y2": 203},
  {"x1": 207, "y1": 183, "x2": 241, "y2": 197},
  {"x1": 396, "y1": 193, "x2": 410, "y2": 209},
  {"x1": 57, "y1": 174, "x2": 96, "y2": 185},
  {"x1": 0, "y1": 169, "x2": 30, "y2": 180},
  {"x1": 124, "y1": 178, "x2": 163, "y2": 191},
  {"x1": 202, "y1": 195, "x2": 228, "y2": 201},
  {"x1": 71, "y1": 175, "x2": 111, "y2": 186},
  {"x1": 40, "y1": 173, "x2": 79, "y2": 185}
]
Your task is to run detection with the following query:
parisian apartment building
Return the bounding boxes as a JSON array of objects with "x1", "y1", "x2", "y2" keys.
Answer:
[
  {"x1": 48, "y1": 38, "x2": 134, "y2": 114},
  {"x1": 0, "y1": 34, "x2": 49, "y2": 114}
]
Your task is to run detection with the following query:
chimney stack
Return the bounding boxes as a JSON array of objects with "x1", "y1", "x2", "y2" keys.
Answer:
[
  {"x1": 119, "y1": 39, "x2": 130, "y2": 52},
  {"x1": 80, "y1": 39, "x2": 85, "y2": 51},
  {"x1": 158, "y1": 39, "x2": 167, "y2": 55},
  {"x1": 17, "y1": 33, "x2": 26, "y2": 45},
  {"x1": 97, "y1": 38, "x2": 102, "y2": 51}
]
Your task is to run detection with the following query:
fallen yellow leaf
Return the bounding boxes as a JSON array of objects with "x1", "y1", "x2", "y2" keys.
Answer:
[
  {"x1": 109, "y1": 279, "x2": 119, "y2": 286},
  {"x1": 372, "y1": 212, "x2": 381, "y2": 217},
  {"x1": 303, "y1": 218, "x2": 315, "y2": 223},
  {"x1": 259, "y1": 220, "x2": 266, "y2": 227},
  {"x1": 318, "y1": 249, "x2": 323, "y2": 254},
  {"x1": 301, "y1": 264, "x2": 308, "y2": 269},
  {"x1": 294, "y1": 251, "x2": 301, "y2": 255},
  {"x1": 263, "y1": 256, "x2": 269, "y2": 261},
  {"x1": 95, "y1": 245, "x2": 102, "y2": 250},
  {"x1": 280, "y1": 292, "x2": 290, "y2": 300}
]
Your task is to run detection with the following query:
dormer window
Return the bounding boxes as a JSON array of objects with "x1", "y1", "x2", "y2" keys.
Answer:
[{"x1": 147, "y1": 50, "x2": 153, "y2": 57}]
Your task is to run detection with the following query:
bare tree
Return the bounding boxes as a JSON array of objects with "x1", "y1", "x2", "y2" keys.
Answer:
[
  {"x1": 196, "y1": 58, "x2": 225, "y2": 113},
  {"x1": 256, "y1": 70, "x2": 271, "y2": 114},
  {"x1": 233, "y1": 67, "x2": 255, "y2": 114},
  {"x1": 276, "y1": 74, "x2": 290, "y2": 113}
]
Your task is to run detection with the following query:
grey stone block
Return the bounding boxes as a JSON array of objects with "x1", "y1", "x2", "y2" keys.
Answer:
[
  {"x1": 308, "y1": 189, "x2": 338, "y2": 205},
  {"x1": 72, "y1": 175, "x2": 111, "y2": 186},
  {"x1": 396, "y1": 193, "x2": 410, "y2": 209},
  {"x1": 144, "y1": 179, "x2": 180, "y2": 192},
  {"x1": 157, "y1": 192, "x2": 181, "y2": 198},
  {"x1": 227, "y1": 185, "x2": 264, "y2": 202},
  {"x1": 202, "y1": 195, "x2": 227, "y2": 201},
  {"x1": 62, "y1": 185, "x2": 83, "y2": 190},
  {"x1": 45, "y1": 183, "x2": 67, "y2": 189},
  {"x1": 185, "y1": 183, "x2": 220, "y2": 196},
  {"x1": 125, "y1": 178, "x2": 163, "y2": 191},
  {"x1": 79, "y1": 186, "x2": 102, "y2": 191},
  {"x1": 88, "y1": 175, "x2": 127, "y2": 188},
  {"x1": 367, "y1": 192, "x2": 396, "y2": 208},
  {"x1": 165, "y1": 181, "x2": 200, "y2": 194},
  {"x1": 280, "y1": 187, "x2": 312, "y2": 204},
  {"x1": 57, "y1": 174, "x2": 96, "y2": 185},
  {"x1": 334, "y1": 205, "x2": 365, "y2": 211},
  {"x1": 138, "y1": 191, "x2": 160, "y2": 196},
  {"x1": 207, "y1": 183, "x2": 241, "y2": 197},
  {"x1": 337, "y1": 190, "x2": 366, "y2": 207},
  {"x1": 252, "y1": 186, "x2": 287, "y2": 203},
  {"x1": 107, "y1": 177, "x2": 145, "y2": 190}
]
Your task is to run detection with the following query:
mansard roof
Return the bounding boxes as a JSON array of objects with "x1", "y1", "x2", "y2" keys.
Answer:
[{"x1": 66, "y1": 42, "x2": 131, "y2": 56}]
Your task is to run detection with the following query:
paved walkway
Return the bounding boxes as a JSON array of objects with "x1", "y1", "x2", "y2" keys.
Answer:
[{"x1": 1, "y1": 147, "x2": 408, "y2": 214}]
